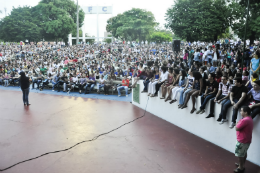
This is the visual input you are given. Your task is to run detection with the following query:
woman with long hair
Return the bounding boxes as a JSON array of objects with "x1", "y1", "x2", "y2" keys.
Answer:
[{"x1": 20, "y1": 72, "x2": 32, "y2": 106}]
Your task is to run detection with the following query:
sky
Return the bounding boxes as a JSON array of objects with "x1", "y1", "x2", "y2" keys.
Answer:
[{"x1": 0, "y1": 0, "x2": 174, "y2": 38}]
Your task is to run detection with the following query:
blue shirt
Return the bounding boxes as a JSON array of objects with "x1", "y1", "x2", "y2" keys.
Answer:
[
  {"x1": 209, "y1": 66, "x2": 217, "y2": 73},
  {"x1": 251, "y1": 58, "x2": 260, "y2": 71},
  {"x1": 151, "y1": 49, "x2": 156, "y2": 55}
]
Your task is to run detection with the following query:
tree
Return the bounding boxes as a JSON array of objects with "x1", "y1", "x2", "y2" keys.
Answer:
[
  {"x1": 165, "y1": 0, "x2": 230, "y2": 41},
  {"x1": 0, "y1": 6, "x2": 42, "y2": 42},
  {"x1": 106, "y1": 8, "x2": 158, "y2": 42},
  {"x1": 33, "y1": 0, "x2": 85, "y2": 42},
  {"x1": 0, "y1": 0, "x2": 85, "y2": 42},
  {"x1": 104, "y1": 34, "x2": 112, "y2": 43},
  {"x1": 149, "y1": 31, "x2": 172, "y2": 43},
  {"x1": 218, "y1": 28, "x2": 233, "y2": 39},
  {"x1": 229, "y1": 0, "x2": 260, "y2": 44},
  {"x1": 85, "y1": 33, "x2": 95, "y2": 44}
]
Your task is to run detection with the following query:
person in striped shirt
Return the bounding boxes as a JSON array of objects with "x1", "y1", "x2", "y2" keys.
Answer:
[{"x1": 205, "y1": 76, "x2": 233, "y2": 118}]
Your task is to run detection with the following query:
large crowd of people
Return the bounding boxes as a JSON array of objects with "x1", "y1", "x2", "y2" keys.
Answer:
[
  {"x1": 0, "y1": 39, "x2": 259, "y2": 120},
  {"x1": 137, "y1": 40, "x2": 260, "y2": 129},
  {"x1": 0, "y1": 39, "x2": 259, "y2": 173}
]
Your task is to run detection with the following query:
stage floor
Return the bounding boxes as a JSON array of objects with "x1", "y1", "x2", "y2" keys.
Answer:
[{"x1": 0, "y1": 89, "x2": 259, "y2": 173}]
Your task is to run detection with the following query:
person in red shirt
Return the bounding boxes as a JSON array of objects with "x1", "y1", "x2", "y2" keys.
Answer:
[
  {"x1": 234, "y1": 106, "x2": 253, "y2": 173},
  {"x1": 73, "y1": 58, "x2": 78, "y2": 63},
  {"x1": 117, "y1": 76, "x2": 129, "y2": 97}
]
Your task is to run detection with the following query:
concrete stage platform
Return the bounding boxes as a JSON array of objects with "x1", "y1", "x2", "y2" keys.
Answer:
[{"x1": 0, "y1": 89, "x2": 259, "y2": 173}]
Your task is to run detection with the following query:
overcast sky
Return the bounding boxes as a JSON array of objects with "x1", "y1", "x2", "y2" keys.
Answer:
[{"x1": 0, "y1": 0, "x2": 174, "y2": 38}]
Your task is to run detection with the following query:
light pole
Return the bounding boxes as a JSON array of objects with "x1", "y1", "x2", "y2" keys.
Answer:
[
  {"x1": 242, "y1": 0, "x2": 250, "y2": 70},
  {"x1": 76, "y1": 0, "x2": 79, "y2": 45}
]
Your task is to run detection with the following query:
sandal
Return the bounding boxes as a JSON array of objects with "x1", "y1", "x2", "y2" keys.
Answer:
[
  {"x1": 181, "y1": 105, "x2": 187, "y2": 109},
  {"x1": 169, "y1": 100, "x2": 175, "y2": 104},
  {"x1": 190, "y1": 108, "x2": 196, "y2": 114}
]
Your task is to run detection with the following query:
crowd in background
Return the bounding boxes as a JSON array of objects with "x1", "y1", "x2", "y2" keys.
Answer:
[{"x1": 0, "y1": 39, "x2": 259, "y2": 120}]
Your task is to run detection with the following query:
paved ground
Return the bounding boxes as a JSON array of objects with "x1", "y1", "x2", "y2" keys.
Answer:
[{"x1": 0, "y1": 89, "x2": 259, "y2": 173}]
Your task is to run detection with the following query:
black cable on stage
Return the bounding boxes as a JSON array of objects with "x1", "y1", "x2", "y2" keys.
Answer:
[{"x1": 0, "y1": 97, "x2": 149, "y2": 172}]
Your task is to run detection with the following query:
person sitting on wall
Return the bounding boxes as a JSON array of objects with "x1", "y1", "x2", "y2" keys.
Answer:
[
  {"x1": 217, "y1": 77, "x2": 248, "y2": 129},
  {"x1": 243, "y1": 80, "x2": 260, "y2": 119},
  {"x1": 196, "y1": 73, "x2": 218, "y2": 114},
  {"x1": 205, "y1": 76, "x2": 232, "y2": 118}
]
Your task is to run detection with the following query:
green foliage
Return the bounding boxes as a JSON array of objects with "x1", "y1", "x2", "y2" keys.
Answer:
[
  {"x1": 149, "y1": 31, "x2": 172, "y2": 43},
  {"x1": 229, "y1": 0, "x2": 260, "y2": 44},
  {"x1": 0, "y1": 6, "x2": 42, "y2": 42},
  {"x1": 218, "y1": 28, "x2": 233, "y2": 39},
  {"x1": 104, "y1": 34, "x2": 112, "y2": 43},
  {"x1": 0, "y1": 0, "x2": 85, "y2": 42},
  {"x1": 72, "y1": 29, "x2": 83, "y2": 37},
  {"x1": 165, "y1": 0, "x2": 230, "y2": 41},
  {"x1": 85, "y1": 33, "x2": 95, "y2": 44},
  {"x1": 106, "y1": 8, "x2": 158, "y2": 42}
]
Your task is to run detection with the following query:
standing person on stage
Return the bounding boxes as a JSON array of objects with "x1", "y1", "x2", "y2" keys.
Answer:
[
  {"x1": 234, "y1": 106, "x2": 253, "y2": 173},
  {"x1": 20, "y1": 72, "x2": 32, "y2": 106}
]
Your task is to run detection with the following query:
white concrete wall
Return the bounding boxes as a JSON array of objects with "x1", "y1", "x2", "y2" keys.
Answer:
[{"x1": 132, "y1": 81, "x2": 260, "y2": 166}]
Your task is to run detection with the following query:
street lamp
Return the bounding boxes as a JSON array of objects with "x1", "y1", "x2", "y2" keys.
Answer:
[
  {"x1": 242, "y1": 0, "x2": 250, "y2": 70},
  {"x1": 76, "y1": 0, "x2": 79, "y2": 45}
]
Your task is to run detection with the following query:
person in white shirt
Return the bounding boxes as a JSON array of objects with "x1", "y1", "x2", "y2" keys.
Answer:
[
  {"x1": 153, "y1": 66, "x2": 168, "y2": 97},
  {"x1": 206, "y1": 46, "x2": 213, "y2": 64}
]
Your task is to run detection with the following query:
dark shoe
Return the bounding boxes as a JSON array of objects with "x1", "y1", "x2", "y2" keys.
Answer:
[
  {"x1": 235, "y1": 163, "x2": 239, "y2": 167},
  {"x1": 181, "y1": 105, "x2": 187, "y2": 109},
  {"x1": 190, "y1": 108, "x2": 196, "y2": 114},
  {"x1": 206, "y1": 114, "x2": 214, "y2": 118},
  {"x1": 216, "y1": 117, "x2": 221, "y2": 122},
  {"x1": 234, "y1": 167, "x2": 245, "y2": 173},
  {"x1": 27, "y1": 104, "x2": 31, "y2": 106}
]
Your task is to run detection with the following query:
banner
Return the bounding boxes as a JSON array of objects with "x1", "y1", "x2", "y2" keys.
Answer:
[{"x1": 82, "y1": 6, "x2": 112, "y2": 14}]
